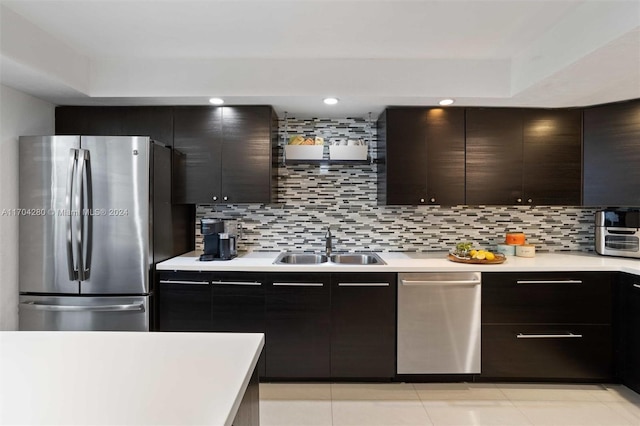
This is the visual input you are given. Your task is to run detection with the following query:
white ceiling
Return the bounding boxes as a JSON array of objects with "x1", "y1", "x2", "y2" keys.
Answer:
[{"x1": 1, "y1": 0, "x2": 639, "y2": 118}]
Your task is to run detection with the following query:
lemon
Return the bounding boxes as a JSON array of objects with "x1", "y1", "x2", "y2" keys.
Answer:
[
  {"x1": 485, "y1": 252, "x2": 496, "y2": 261},
  {"x1": 469, "y1": 249, "x2": 478, "y2": 257},
  {"x1": 475, "y1": 252, "x2": 486, "y2": 260}
]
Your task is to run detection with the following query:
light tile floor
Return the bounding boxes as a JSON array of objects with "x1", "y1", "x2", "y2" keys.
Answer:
[{"x1": 259, "y1": 382, "x2": 640, "y2": 426}]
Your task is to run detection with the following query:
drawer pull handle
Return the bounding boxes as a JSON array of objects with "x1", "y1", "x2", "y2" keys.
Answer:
[
  {"x1": 516, "y1": 280, "x2": 583, "y2": 285},
  {"x1": 633, "y1": 284, "x2": 640, "y2": 289},
  {"x1": 211, "y1": 280, "x2": 262, "y2": 286},
  {"x1": 516, "y1": 333, "x2": 583, "y2": 339},
  {"x1": 273, "y1": 282, "x2": 324, "y2": 287},
  {"x1": 338, "y1": 283, "x2": 390, "y2": 287},
  {"x1": 401, "y1": 279, "x2": 480, "y2": 287},
  {"x1": 159, "y1": 280, "x2": 208, "y2": 285}
]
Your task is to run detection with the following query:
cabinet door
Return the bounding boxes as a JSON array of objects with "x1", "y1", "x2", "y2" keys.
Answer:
[
  {"x1": 55, "y1": 106, "x2": 174, "y2": 146},
  {"x1": 381, "y1": 108, "x2": 429, "y2": 205},
  {"x1": 120, "y1": 107, "x2": 174, "y2": 146},
  {"x1": 221, "y1": 106, "x2": 274, "y2": 204},
  {"x1": 482, "y1": 324, "x2": 613, "y2": 380},
  {"x1": 211, "y1": 273, "x2": 266, "y2": 377},
  {"x1": 378, "y1": 108, "x2": 465, "y2": 205},
  {"x1": 331, "y1": 273, "x2": 396, "y2": 378},
  {"x1": 466, "y1": 108, "x2": 524, "y2": 205},
  {"x1": 157, "y1": 273, "x2": 211, "y2": 331},
  {"x1": 265, "y1": 273, "x2": 331, "y2": 378},
  {"x1": 621, "y1": 273, "x2": 640, "y2": 393},
  {"x1": 425, "y1": 108, "x2": 466, "y2": 206},
  {"x1": 173, "y1": 107, "x2": 223, "y2": 204},
  {"x1": 210, "y1": 273, "x2": 265, "y2": 333},
  {"x1": 522, "y1": 109, "x2": 582, "y2": 205},
  {"x1": 56, "y1": 106, "x2": 124, "y2": 136},
  {"x1": 584, "y1": 100, "x2": 640, "y2": 206}
]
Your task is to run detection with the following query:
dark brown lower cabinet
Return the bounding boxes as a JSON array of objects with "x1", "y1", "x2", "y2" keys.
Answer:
[
  {"x1": 210, "y1": 273, "x2": 266, "y2": 377},
  {"x1": 620, "y1": 273, "x2": 640, "y2": 393},
  {"x1": 157, "y1": 272, "x2": 212, "y2": 331},
  {"x1": 265, "y1": 273, "x2": 331, "y2": 379},
  {"x1": 158, "y1": 270, "x2": 395, "y2": 380},
  {"x1": 210, "y1": 273, "x2": 265, "y2": 333},
  {"x1": 157, "y1": 271, "x2": 267, "y2": 375},
  {"x1": 482, "y1": 272, "x2": 613, "y2": 324},
  {"x1": 481, "y1": 272, "x2": 614, "y2": 381},
  {"x1": 331, "y1": 273, "x2": 396, "y2": 379},
  {"x1": 482, "y1": 324, "x2": 613, "y2": 380}
]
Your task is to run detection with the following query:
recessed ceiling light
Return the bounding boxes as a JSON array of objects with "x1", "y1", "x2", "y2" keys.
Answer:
[
  {"x1": 439, "y1": 99, "x2": 455, "y2": 106},
  {"x1": 209, "y1": 98, "x2": 224, "y2": 105},
  {"x1": 323, "y1": 97, "x2": 339, "y2": 105}
]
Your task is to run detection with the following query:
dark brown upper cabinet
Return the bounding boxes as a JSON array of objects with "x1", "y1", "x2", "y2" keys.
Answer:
[
  {"x1": 377, "y1": 107, "x2": 465, "y2": 205},
  {"x1": 466, "y1": 108, "x2": 582, "y2": 206},
  {"x1": 173, "y1": 105, "x2": 278, "y2": 205},
  {"x1": 55, "y1": 106, "x2": 174, "y2": 146},
  {"x1": 466, "y1": 108, "x2": 522, "y2": 205},
  {"x1": 522, "y1": 109, "x2": 582, "y2": 205},
  {"x1": 583, "y1": 99, "x2": 640, "y2": 207}
]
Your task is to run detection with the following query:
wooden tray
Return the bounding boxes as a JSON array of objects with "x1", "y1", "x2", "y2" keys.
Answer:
[{"x1": 447, "y1": 253, "x2": 506, "y2": 264}]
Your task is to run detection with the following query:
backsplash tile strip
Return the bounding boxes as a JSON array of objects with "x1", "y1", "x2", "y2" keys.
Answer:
[{"x1": 195, "y1": 118, "x2": 599, "y2": 253}]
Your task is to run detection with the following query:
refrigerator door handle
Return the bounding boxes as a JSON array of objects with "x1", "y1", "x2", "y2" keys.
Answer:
[
  {"x1": 75, "y1": 149, "x2": 87, "y2": 281},
  {"x1": 83, "y1": 150, "x2": 93, "y2": 280},
  {"x1": 66, "y1": 149, "x2": 78, "y2": 281},
  {"x1": 20, "y1": 301, "x2": 145, "y2": 312}
]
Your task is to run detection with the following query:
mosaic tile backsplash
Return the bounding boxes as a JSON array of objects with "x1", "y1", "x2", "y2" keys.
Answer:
[{"x1": 195, "y1": 118, "x2": 599, "y2": 253}]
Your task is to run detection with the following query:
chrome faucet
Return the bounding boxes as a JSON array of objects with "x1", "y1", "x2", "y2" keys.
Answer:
[{"x1": 325, "y1": 226, "x2": 332, "y2": 257}]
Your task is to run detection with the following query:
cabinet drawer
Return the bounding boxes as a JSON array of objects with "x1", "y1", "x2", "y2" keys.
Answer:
[
  {"x1": 482, "y1": 324, "x2": 613, "y2": 381},
  {"x1": 482, "y1": 272, "x2": 613, "y2": 324}
]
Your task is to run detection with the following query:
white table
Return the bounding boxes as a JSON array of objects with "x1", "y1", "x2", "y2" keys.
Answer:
[{"x1": 0, "y1": 331, "x2": 264, "y2": 425}]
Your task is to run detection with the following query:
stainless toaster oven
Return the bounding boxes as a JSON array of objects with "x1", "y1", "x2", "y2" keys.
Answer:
[{"x1": 595, "y1": 210, "x2": 640, "y2": 258}]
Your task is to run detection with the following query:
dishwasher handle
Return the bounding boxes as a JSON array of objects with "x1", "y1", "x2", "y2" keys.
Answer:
[{"x1": 400, "y1": 279, "x2": 481, "y2": 287}]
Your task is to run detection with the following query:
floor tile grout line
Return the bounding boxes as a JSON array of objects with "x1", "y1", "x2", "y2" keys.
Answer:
[
  {"x1": 408, "y1": 383, "x2": 435, "y2": 425},
  {"x1": 494, "y1": 383, "x2": 512, "y2": 402},
  {"x1": 508, "y1": 395, "x2": 538, "y2": 426},
  {"x1": 329, "y1": 382, "x2": 334, "y2": 426}
]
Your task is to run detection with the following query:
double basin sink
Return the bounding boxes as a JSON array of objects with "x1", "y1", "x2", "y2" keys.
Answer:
[{"x1": 274, "y1": 252, "x2": 386, "y2": 265}]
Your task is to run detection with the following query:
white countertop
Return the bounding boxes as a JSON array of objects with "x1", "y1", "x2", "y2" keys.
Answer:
[
  {"x1": 157, "y1": 251, "x2": 640, "y2": 276},
  {"x1": 0, "y1": 331, "x2": 264, "y2": 426}
]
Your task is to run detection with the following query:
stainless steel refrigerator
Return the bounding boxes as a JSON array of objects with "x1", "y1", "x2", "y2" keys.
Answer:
[{"x1": 18, "y1": 135, "x2": 190, "y2": 331}]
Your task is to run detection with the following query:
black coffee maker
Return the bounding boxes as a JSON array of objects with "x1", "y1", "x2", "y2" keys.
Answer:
[{"x1": 199, "y1": 218, "x2": 238, "y2": 261}]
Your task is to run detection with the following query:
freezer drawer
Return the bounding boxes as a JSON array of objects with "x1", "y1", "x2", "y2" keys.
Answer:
[
  {"x1": 397, "y1": 272, "x2": 481, "y2": 374},
  {"x1": 19, "y1": 295, "x2": 149, "y2": 331}
]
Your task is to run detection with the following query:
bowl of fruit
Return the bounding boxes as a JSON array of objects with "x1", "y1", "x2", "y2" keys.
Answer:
[{"x1": 448, "y1": 242, "x2": 506, "y2": 264}]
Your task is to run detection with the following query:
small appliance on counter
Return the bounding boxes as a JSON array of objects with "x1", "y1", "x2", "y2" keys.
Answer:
[
  {"x1": 595, "y1": 209, "x2": 640, "y2": 258},
  {"x1": 200, "y1": 218, "x2": 239, "y2": 261}
]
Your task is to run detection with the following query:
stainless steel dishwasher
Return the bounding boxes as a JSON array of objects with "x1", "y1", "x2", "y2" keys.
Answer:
[{"x1": 397, "y1": 272, "x2": 481, "y2": 374}]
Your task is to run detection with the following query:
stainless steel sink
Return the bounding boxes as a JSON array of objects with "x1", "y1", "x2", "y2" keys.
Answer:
[
  {"x1": 274, "y1": 252, "x2": 386, "y2": 265},
  {"x1": 274, "y1": 253, "x2": 328, "y2": 264},
  {"x1": 329, "y1": 253, "x2": 386, "y2": 265}
]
